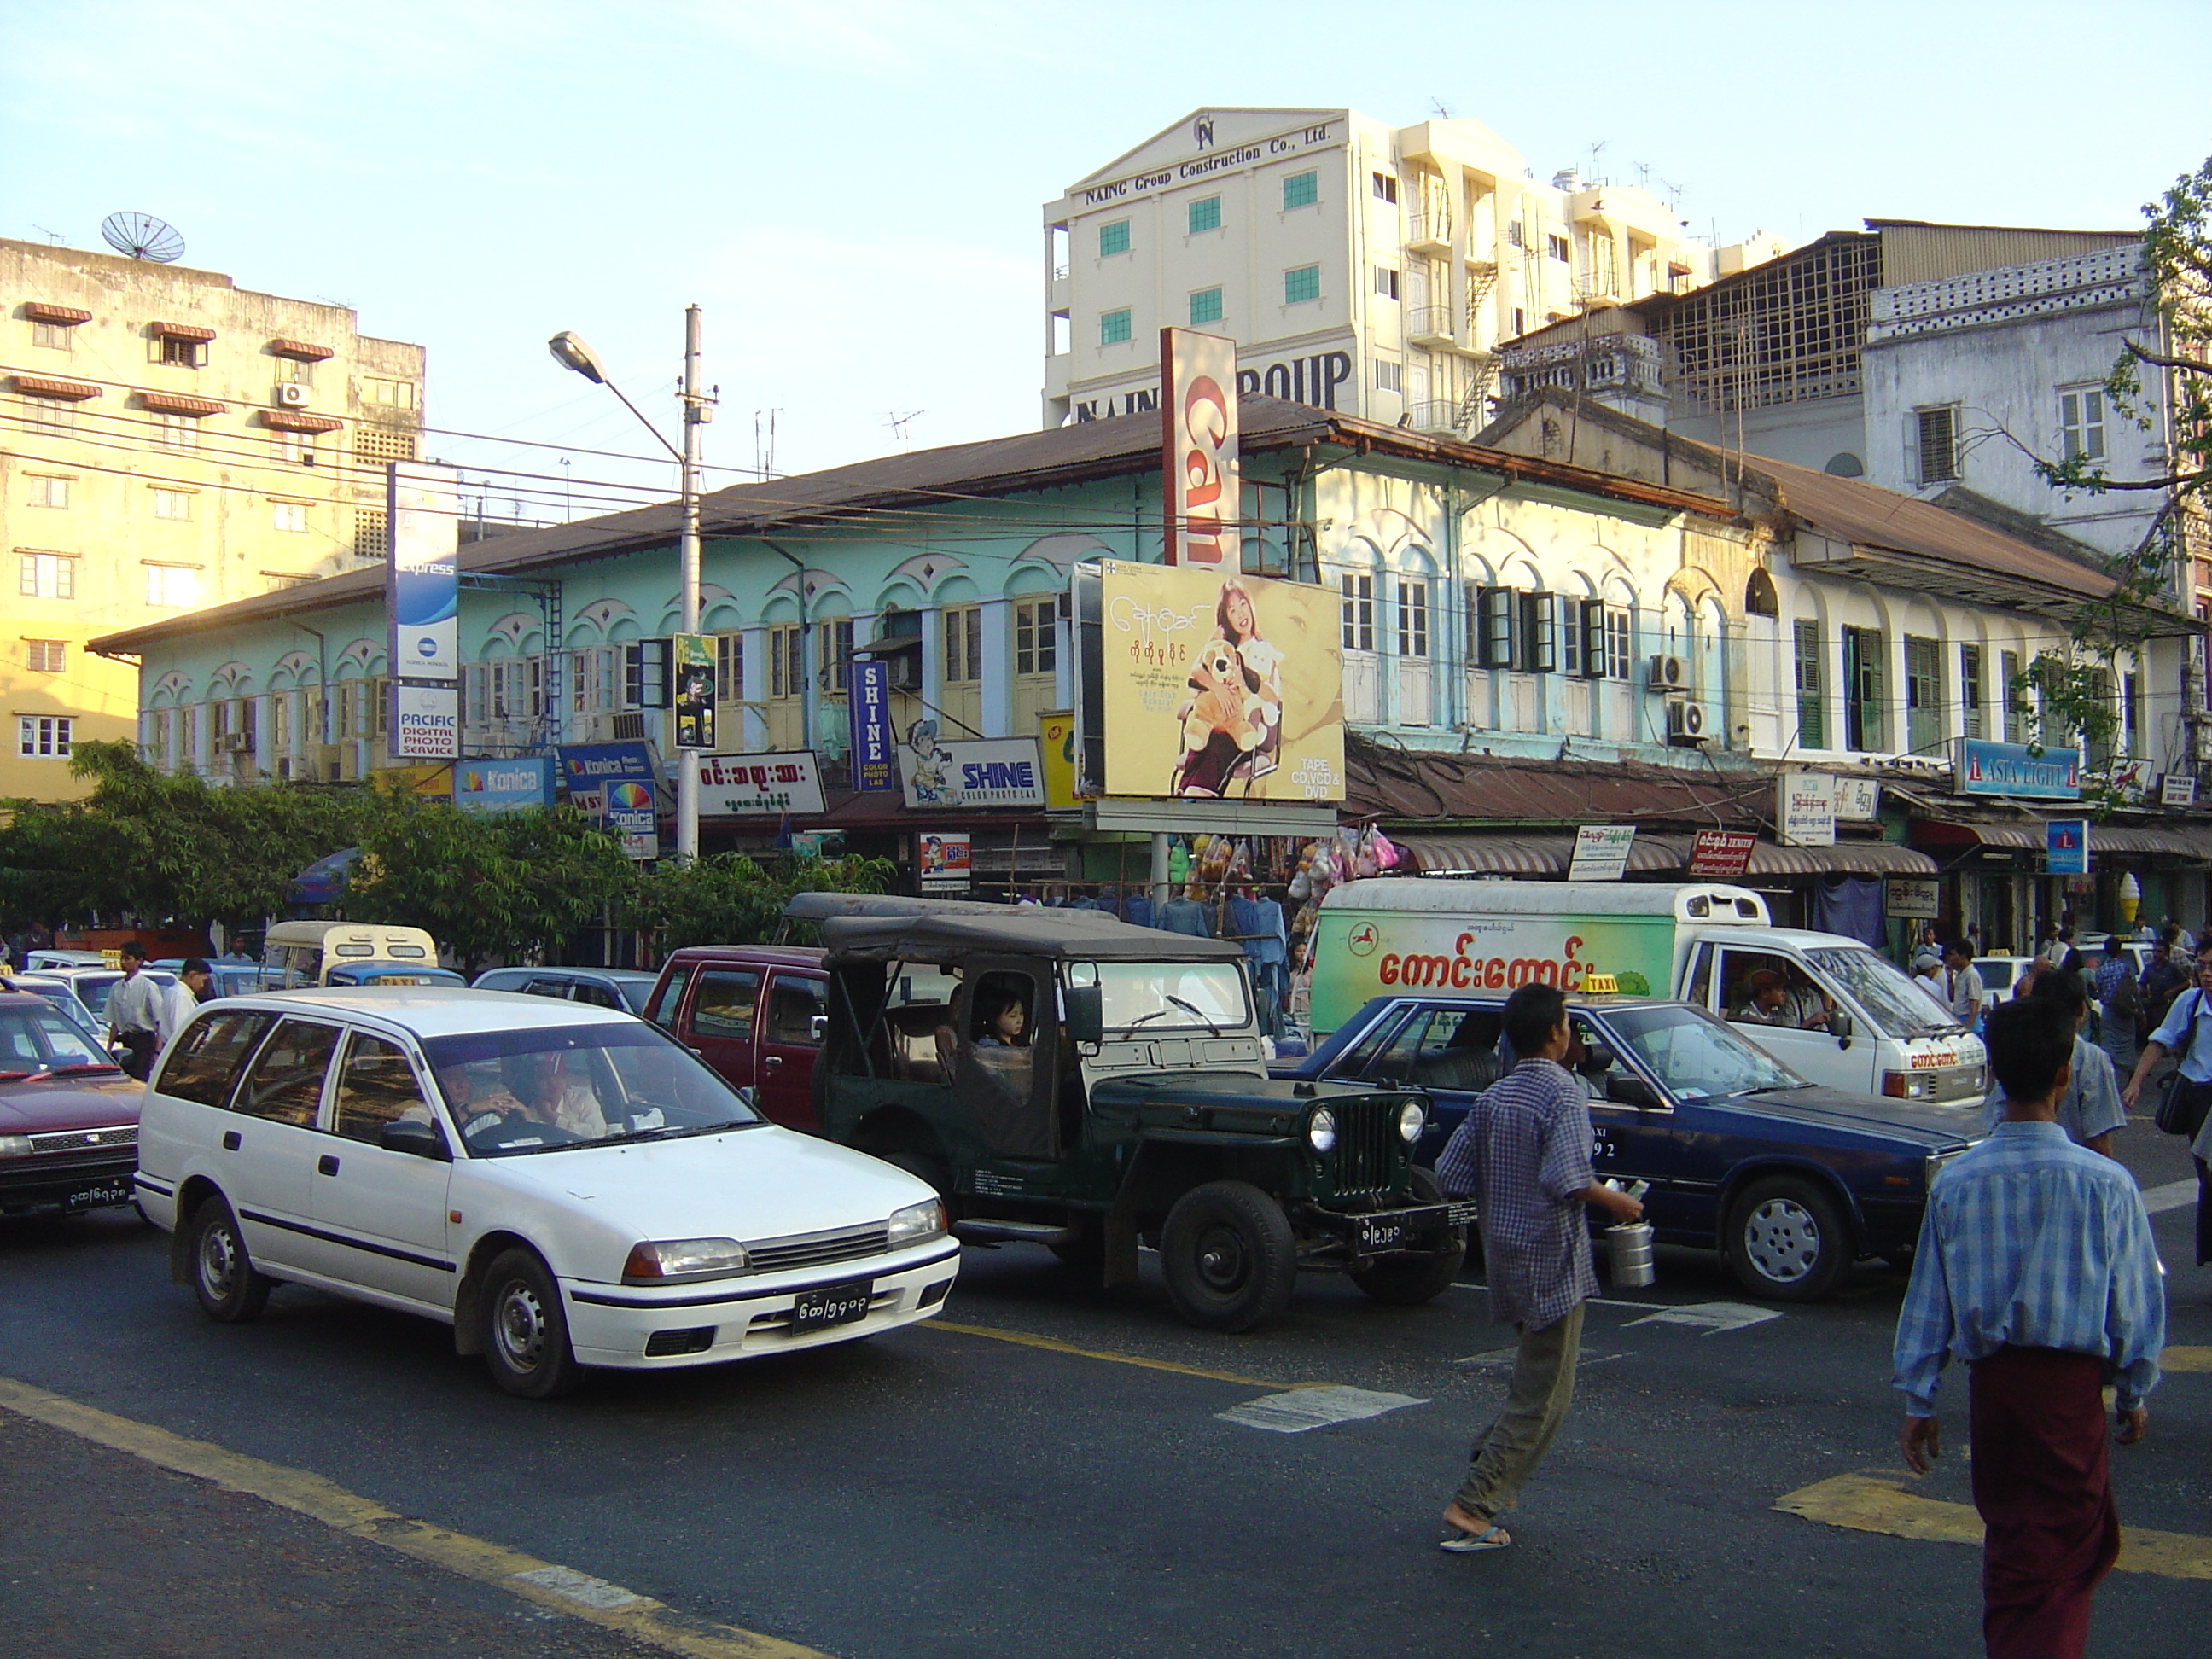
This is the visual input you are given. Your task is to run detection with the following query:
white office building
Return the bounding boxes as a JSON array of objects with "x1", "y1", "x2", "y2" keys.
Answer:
[{"x1": 1040, "y1": 107, "x2": 1780, "y2": 434}]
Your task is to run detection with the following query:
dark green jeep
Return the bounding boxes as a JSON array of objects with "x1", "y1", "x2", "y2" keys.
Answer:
[{"x1": 789, "y1": 895, "x2": 1465, "y2": 1331}]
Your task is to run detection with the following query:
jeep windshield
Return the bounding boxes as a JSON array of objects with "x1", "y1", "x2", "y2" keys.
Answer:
[
  {"x1": 1599, "y1": 1004, "x2": 1802, "y2": 1102},
  {"x1": 420, "y1": 1023, "x2": 765, "y2": 1158},
  {"x1": 1074, "y1": 962, "x2": 1250, "y2": 1033},
  {"x1": 1804, "y1": 946, "x2": 1961, "y2": 1039}
]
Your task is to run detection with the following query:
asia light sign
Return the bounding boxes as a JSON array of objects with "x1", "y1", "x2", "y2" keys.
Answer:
[
  {"x1": 385, "y1": 462, "x2": 458, "y2": 681},
  {"x1": 1096, "y1": 560, "x2": 1342, "y2": 801},
  {"x1": 1160, "y1": 327, "x2": 1238, "y2": 568}
]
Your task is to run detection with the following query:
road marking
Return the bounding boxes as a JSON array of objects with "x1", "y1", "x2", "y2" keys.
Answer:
[
  {"x1": 1452, "y1": 1344, "x2": 1627, "y2": 1371},
  {"x1": 2141, "y1": 1179, "x2": 2197, "y2": 1215},
  {"x1": 2165, "y1": 1345, "x2": 2212, "y2": 1373},
  {"x1": 1218, "y1": 1385, "x2": 1427, "y2": 1434},
  {"x1": 1623, "y1": 1301, "x2": 1783, "y2": 1336},
  {"x1": 0, "y1": 1375, "x2": 833, "y2": 1659},
  {"x1": 926, "y1": 1319, "x2": 1320, "y2": 1390},
  {"x1": 1776, "y1": 1472, "x2": 2212, "y2": 1580},
  {"x1": 1447, "y1": 1282, "x2": 1687, "y2": 1313}
]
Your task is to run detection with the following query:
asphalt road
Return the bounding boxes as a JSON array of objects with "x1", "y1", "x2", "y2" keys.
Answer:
[{"x1": 3, "y1": 1118, "x2": 2207, "y2": 1659}]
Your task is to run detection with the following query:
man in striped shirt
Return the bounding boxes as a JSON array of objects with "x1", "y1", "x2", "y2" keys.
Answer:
[{"x1": 1894, "y1": 998, "x2": 2164, "y2": 1659}]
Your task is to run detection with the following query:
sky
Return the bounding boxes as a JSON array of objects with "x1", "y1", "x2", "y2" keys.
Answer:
[{"x1": 3, "y1": 0, "x2": 2204, "y2": 521}]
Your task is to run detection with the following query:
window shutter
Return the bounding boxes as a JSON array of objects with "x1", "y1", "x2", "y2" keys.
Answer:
[
  {"x1": 1520, "y1": 591, "x2": 1557, "y2": 673},
  {"x1": 463, "y1": 664, "x2": 487, "y2": 725},
  {"x1": 1580, "y1": 600, "x2": 1607, "y2": 680},
  {"x1": 1476, "y1": 587, "x2": 1515, "y2": 669}
]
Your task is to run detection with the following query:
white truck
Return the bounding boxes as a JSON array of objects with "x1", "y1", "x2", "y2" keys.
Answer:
[{"x1": 1309, "y1": 878, "x2": 1986, "y2": 1107}]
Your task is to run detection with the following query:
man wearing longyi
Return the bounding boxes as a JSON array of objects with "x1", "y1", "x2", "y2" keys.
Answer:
[{"x1": 1891, "y1": 998, "x2": 2164, "y2": 1659}]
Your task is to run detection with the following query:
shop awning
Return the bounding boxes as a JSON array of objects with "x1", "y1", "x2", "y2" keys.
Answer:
[
  {"x1": 1912, "y1": 818, "x2": 2209, "y2": 862},
  {"x1": 1400, "y1": 832, "x2": 1934, "y2": 878}
]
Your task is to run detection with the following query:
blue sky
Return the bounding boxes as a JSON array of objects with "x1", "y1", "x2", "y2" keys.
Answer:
[{"x1": 3, "y1": 0, "x2": 2203, "y2": 517}]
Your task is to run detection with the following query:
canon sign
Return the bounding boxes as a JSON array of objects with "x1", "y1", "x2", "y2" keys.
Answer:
[{"x1": 1161, "y1": 328, "x2": 1237, "y2": 567}]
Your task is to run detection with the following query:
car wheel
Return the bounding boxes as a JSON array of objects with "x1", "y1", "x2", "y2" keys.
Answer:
[
  {"x1": 1352, "y1": 1168, "x2": 1465, "y2": 1307},
  {"x1": 187, "y1": 1196, "x2": 272, "y2": 1324},
  {"x1": 1160, "y1": 1180, "x2": 1298, "y2": 1332},
  {"x1": 1727, "y1": 1177, "x2": 1849, "y2": 1302},
  {"x1": 479, "y1": 1248, "x2": 583, "y2": 1400}
]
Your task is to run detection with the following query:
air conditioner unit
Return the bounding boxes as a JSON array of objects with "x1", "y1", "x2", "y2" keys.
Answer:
[
  {"x1": 275, "y1": 756, "x2": 293, "y2": 780},
  {"x1": 1665, "y1": 697, "x2": 1707, "y2": 745},
  {"x1": 217, "y1": 731, "x2": 250, "y2": 754},
  {"x1": 1646, "y1": 654, "x2": 1690, "y2": 693},
  {"x1": 610, "y1": 711, "x2": 648, "y2": 742},
  {"x1": 276, "y1": 383, "x2": 311, "y2": 407}
]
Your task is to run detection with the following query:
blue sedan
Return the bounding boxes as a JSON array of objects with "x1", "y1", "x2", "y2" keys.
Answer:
[{"x1": 1279, "y1": 993, "x2": 1980, "y2": 1301}]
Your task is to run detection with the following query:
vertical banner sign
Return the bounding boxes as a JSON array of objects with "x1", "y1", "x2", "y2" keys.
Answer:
[
  {"x1": 848, "y1": 657, "x2": 895, "y2": 791},
  {"x1": 2046, "y1": 819, "x2": 2090, "y2": 876},
  {"x1": 1160, "y1": 327, "x2": 1239, "y2": 567},
  {"x1": 388, "y1": 683, "x2": 459, "y2": 760},
  {"x1": 386, "y1": 462, "x2": 458, "y2": 681},
  {"x1": 672, "y1": 633, "x2": 715, "y2": 750}
]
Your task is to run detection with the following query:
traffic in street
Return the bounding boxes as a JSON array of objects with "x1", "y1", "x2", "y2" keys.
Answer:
[{"x1": 5, "y1": 1112, "x2": 2205, "y2": 1659}]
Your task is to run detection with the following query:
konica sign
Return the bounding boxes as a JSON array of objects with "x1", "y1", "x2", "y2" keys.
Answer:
[{"x1": 453, "y1": 757, "x2": 555, "y2": 815}]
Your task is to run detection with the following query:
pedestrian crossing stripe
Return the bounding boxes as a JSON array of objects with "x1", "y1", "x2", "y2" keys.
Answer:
[{"x1": 1218, "y1": 1386, "x2": 1428, "y2": 1433}]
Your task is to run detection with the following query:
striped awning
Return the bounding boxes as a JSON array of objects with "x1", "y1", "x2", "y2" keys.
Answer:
[
  {"x1": 1400, "y1": 832, "x2": 1936, "y2": 879},
  {"x1": 1912, "y1": 818, "x2": 2209, "y2": 861}
]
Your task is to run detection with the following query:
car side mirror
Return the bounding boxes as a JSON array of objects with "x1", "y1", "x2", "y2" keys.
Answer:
[
  {"x1": 1063, "y1": 983, "x2": 1103, "y2": 1048},
  {"x1": 809, "y1": 1013, "x2": 828, "y2": 1044},
  {"x1": 379, "y1": 1118, "x2": 450, "y2": 1161},
  {"x1": 1830, "y1": 1010, "x2": 1854, "y2": 1048},
  {"x1": 1605, "y1": 1073, "x2": 1662, "y2": 1109}
]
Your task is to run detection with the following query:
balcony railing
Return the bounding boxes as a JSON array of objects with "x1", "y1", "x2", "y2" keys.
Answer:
[
  {"x1": 1404, "y1": 210, "x2": 1451, "y2": 252},
  {"x1": 1406, "y1": 304, "x2": 1458, "y2": 346},
  {"x1": 1404, "y1": 399, "x2": 1468, "y2": 435}
]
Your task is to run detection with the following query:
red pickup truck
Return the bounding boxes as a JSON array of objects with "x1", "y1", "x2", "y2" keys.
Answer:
[{"x1": 642, "y1": 946, "x2": 830, "y2": 1130}]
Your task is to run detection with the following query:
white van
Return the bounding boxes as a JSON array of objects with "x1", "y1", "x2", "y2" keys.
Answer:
[
  {"x1": 1310, "y1": 879, "x2": 1986, "y2": 1107},
  {"x1": 263, "y1": 922, "x2": 442, "y2": 988}
]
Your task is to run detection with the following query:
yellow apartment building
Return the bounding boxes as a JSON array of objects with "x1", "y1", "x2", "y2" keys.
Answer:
[{"x1": 3, "y1": 236, "x2": 424, "y2": 800}]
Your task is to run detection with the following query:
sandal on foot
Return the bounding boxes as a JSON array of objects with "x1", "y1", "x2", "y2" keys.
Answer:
[{"x1": 1439, "y1": 1522, "x2": 1510, "y2": 1553}]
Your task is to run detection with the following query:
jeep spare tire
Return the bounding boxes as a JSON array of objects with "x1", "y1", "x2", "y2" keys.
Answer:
[{"x1": 1161, "y1": 1180, "x2": 1298, "y2": 1332}]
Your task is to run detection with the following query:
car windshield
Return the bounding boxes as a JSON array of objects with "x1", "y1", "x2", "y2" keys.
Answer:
[
  {"x1": 1805, "y1": 946, "x2": 1959, "y2": 1039},
  {"x1": 0, "y1": 1004, "x2": 119, "y2": 1078},
  {"x1": 1073, "y1": 961, "x2": 1249, "y2": 1032},
  {"x1": 419, "y1": 1022, "x2": 764, "y2": 1158},
  {"x1": 1601, "y1": 1004, "x2": 1801, "y2": 1101},
  {"x1": 617, "y1": 980, "x2": 655, "y2": 1014}
]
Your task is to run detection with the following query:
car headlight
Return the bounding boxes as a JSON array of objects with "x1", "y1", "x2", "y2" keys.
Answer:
[
  {"x1": 1307, "y1": 1108, "x2": 1337, "y2": 1154},
  {"x1": 1397, "y1": 1100, "x2": 1425, "y2": 1144},
  {"x1": 0, "y1": 1134, "x2": 30, "y2": 1159},
  {"x1": 621, "y1": 1237, "x2": 748, "y2": 1284},
  {"x1": 888, "y1": 1198, "x2": 947, "y2": 1248}
]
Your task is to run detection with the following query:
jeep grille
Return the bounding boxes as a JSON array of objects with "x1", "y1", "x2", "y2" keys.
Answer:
[{"x1": 1330, "y1": 1099, "x2": 1399, "y2": 1196}]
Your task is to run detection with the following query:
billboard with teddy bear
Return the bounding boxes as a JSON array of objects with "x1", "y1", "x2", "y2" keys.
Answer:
[{"x1": 1097, "y1": 560, "x2": 1343, "y2": 801}]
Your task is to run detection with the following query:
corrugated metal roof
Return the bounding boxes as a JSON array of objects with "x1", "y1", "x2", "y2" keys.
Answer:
[
  {"x1": 90, "y1": 396, "x2": 1729, "y2": 658},
  {"x1": 1401, "y1": 830, "x2": 1934, "y2": 878},
  {"x1": 1346, "y1": 740, "x2": 1765, "y2": 828}
]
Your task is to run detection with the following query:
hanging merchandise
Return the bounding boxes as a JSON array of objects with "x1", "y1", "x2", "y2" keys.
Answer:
[
  {"x1": 1168, "y1": 838, "x2": 1192, "y2": 883},
  {"x1": 1371, "y1": 828, "x2": 1401, "y2": 871},
  {"x1": 1353, "y1": 826, "x2": 1381, "y2": 881}
]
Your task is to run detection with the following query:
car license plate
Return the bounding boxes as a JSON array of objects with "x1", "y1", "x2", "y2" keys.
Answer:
[
  {"x1": 1357, "y1": 1206, "x2": 1443, "y2": 1253},
  {"x1": 789, "y1": 1278, "x2": 874, "y2": 1334},
  {"x1": 64, "y1": 1179, "x2": 134, "y2": 1214}
]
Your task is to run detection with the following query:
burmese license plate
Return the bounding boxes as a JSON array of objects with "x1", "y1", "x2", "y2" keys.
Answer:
[
  {"x1": 789, "y1": 1278, "x2": 873, "y2": 1335},
  {"x1": 1357, "y1": 1206, "x2": 1443, "y2": 1253},
  {"x1": 64, "y1": 1179, "x2": 134, "y2": 1214}
]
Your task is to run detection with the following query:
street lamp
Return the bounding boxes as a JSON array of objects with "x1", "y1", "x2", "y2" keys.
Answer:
[{"x1": 547, "y1": 312, "x2": 708, "y2": 860}]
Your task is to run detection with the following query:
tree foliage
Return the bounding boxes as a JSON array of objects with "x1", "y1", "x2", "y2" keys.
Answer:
[
  {"x1": 0, "y1": 742, "x2": 387, "y2": 930},
  {"x1": 341, "y1": 802, "x2": 635, "y2": 974},
  {"x1": 2011, "y1": 155, "x2": 2212, "y2": 802},
  {"x1": 621, "y1": 851, "x2": 894, "y2": 953}
]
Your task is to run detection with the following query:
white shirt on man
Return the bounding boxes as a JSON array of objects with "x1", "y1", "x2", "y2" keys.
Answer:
[{"x1": 107, "y1": 969, "x2": 164, "y2": 1037}]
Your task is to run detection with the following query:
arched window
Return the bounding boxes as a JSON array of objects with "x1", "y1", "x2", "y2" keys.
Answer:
[{"x1": 1744, "y1": 568, "x2": 1778, "y2": 617}]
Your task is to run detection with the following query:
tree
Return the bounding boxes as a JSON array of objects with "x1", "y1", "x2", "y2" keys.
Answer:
[
  {"x1": 340, "y1": 801, "x2": 635, "y2": 975},
  {"x1": 2011, "y1": 156, "x2": 2212, "y2": 801},
  {"x1": 0, "y1": 742, "x2": 389, "y2": 932},
  {"x1": 621, "y1": 851, "x2": 894, "y2": 954}
]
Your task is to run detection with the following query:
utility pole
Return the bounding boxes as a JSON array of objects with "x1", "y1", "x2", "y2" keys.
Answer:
[{"x1": 678, "y1": 304, "x2": 705, "y2": 862}]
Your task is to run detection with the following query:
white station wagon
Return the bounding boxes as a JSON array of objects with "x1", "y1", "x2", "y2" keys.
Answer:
[{"x1": 134, "y1": 989, "x2": 959, "y2": 1396}]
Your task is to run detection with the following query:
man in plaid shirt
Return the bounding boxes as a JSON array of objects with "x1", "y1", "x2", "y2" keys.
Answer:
[
  {"x1": 1432, "y1": 983, "x2": 1643, "y2": 1552},
  {"x1": 1894, "y1": 997, "x2": 2164, "y2": 1658}
]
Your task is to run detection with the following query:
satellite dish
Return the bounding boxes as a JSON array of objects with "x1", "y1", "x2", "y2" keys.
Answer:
[{"x1": 100, "y1": 212, "x2": 185, "y2": 264}]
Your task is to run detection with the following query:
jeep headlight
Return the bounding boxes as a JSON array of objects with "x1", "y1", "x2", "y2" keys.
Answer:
[
  {"x1": 0, "y1": 1134, "x2": 32, "y2": 1160},
  {"x1": 622, "y1": 1237, "x2": 748, "y2": 1284},
  {"x1": 1397, "y1": 1100, "x2": 1425, "y2": 1144},
  {"x1": 888, "y1": 1198, "x2": 947, "y2": 1248},
  {"x1": 1307, "y1": 1108, "x2": 1337, "y2": 1154}
]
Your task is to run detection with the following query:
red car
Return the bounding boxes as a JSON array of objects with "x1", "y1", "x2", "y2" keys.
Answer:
[
  {"x1": 642, "y1": 946, "x2": 829, "y2": 1130},
  {"x1": 0, "y1": 986, "x2": 144, "y2": 1218}
]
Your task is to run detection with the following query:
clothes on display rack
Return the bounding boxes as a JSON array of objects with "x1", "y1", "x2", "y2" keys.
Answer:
[{"x1": 1156, "y1": 895, "x2": 1213, "y2": 938}]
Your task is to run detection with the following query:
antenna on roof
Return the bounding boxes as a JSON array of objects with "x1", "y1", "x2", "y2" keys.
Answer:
[
  {"x1": 886, "y1": 410, "x2": 924, "y2": 448},
  {"x1": 99, "y1": 211, "x2": 184, "y2": 263},
  {"x1": 1429, "y1": 96, "x2": 1453, "y2": 119},
  {"x1": 31, "y1": 223, "x2": 67, "y2": 245}
]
